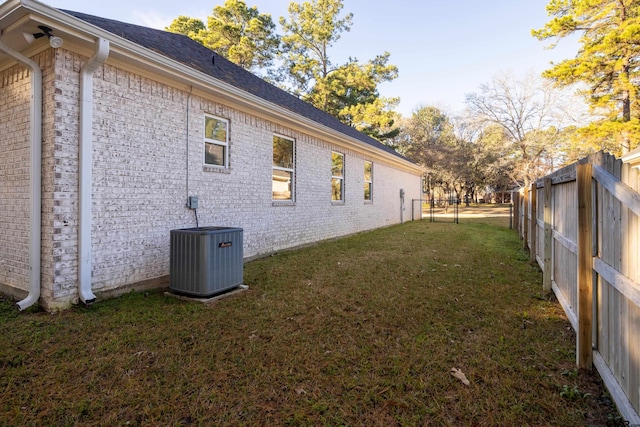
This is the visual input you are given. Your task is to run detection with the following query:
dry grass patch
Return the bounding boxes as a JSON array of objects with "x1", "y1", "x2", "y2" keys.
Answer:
[{"x1": 0, "y1": 220, "x2": 624, "y2": 426}]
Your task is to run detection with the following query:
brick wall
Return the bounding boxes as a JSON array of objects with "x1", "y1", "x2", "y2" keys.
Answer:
[
  {"x1": 0, "y1": 64, "x2": 32, "y2": 296},
  {"x1": 188, "y1": 101, "x2": 421, "y2": 259},
  {"x1": 86, "y1": 61, "x2": 421, "y2": 298},
  {"x1": 43, "y1": 49, "x2": 71, "y2": 306},
  {"x1": 90, "y1": 62, "x2": 188, "y2": 292},
  {"x1": 1, "y1": 47, "x2": 421, "y2": 308}
]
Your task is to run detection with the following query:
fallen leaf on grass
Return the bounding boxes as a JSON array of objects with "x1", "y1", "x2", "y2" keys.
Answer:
[{"x1": 450, "y1": 367, "x2": 470, "y2": 386}]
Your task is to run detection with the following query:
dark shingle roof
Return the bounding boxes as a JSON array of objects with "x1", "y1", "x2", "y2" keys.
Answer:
[{"x1": 61, "y1": 10, "x2": 409, "y2": 162}]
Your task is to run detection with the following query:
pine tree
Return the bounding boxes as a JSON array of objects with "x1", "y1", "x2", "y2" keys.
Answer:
[{"x1": 533, "y1": 0, "x2": 640, "y2": 154}]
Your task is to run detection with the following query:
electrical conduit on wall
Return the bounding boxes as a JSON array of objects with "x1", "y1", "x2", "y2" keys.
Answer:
[
  {"x1": 78, "y1": 38, "x2": 109, "y2": 305},
  {"x1": 186, "y1": 87, "x2": 192, "y2": 208},
  {"x1": 0, "y1": 40, "x2": 43, "y2": 311}
]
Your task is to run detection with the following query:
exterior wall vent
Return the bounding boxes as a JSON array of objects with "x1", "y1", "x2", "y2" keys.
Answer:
[{"x1": 170, "y1": 227, "x2": 243, "y2": 297}]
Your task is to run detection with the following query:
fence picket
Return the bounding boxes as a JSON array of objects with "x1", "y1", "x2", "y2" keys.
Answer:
[
  {"x1": 523, "y1": 151, "x2": 640, "y2": 421},
  {"x1": 543, "y1": 178, "x2": 552, "y2": 292},
  {"x1": 593, "y1": 165, "x2": 640, "y2": 218},
  {"x1": 577, "y1": 163, "x2": 593, "y2": 369},
  {"x1": 593, "y1": 258, "x2": 640, "y2": 306}
]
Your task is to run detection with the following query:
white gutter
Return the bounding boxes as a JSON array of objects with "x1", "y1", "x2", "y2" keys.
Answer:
[
  {"x1": 78, "y1": 37, "x2": 109, "y2": 305},
  {"x1": 622, "y1": 146, "x2": 640, "y2": 169},
  {"x1": 0, "y1": 39, "x2": 43, "y2": 311}
]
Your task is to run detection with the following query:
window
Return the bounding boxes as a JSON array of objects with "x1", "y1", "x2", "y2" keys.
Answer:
[
  {"x1": 332, "y1": 152, "x2": 344, "y2": 202},
  {"x1": 204, "y1": 115, "x2": 229, "y2": 167},
  {"x1": 364, "y1": 161, "x2": 373, "y2": 201},
  {"x1": 273, "y1": 135, "x2": 295, "y2": 201}
]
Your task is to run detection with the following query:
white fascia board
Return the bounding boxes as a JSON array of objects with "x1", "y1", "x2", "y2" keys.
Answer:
[
  {"x1": 15, "y1": 0, "x2": 423, "y2": 175},
  {"x1": 622, "y1": 147, "x2": 640, "y2": 169},
  {"x1": 0, "y1": 0, "x2": 21, "y2": 18}
]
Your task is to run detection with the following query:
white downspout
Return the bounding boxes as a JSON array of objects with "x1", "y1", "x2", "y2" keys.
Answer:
[
  {"x1": 78, "y1": 38, "x2": 109, "y2": 305},
  {"x1": 0, "y1": 40, "x2": 43, "y2": 311}
]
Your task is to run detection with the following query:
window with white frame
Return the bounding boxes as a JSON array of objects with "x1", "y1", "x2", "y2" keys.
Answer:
[
  {"x1": 332, "y1": 152, "x2": 344, "y2": 202},
  {"x1": 204, "y1": 114, "x2": 229, "y2": 167},
  {"x1": 364, "y1": 161, "x2": 373, "y2": 201},
  {"x1": 273, "y1": 135, "x2": 295, "y2": 201}
]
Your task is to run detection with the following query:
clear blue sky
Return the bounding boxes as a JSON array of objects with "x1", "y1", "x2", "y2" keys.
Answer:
[{"x1": 43, "y1": 0, "x2": 579, "y2": 117}]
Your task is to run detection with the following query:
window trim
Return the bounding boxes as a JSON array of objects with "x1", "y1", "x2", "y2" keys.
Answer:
[
  {"x1": 272, "y1": 133, "x2": 296, "y2": 203},
  {"x1": 203, "y1": 114, "x2": 229, "y2": 168},
  {"x1": 364, "y1": 161, "x2": 373, "y2": 202},
  {"x1": 331, "y1": 151, "x2": 345, "y2": 203}
]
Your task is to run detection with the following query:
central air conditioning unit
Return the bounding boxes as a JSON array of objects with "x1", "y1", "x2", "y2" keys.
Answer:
[{"x1": 170, "y1": 226, "x2": 243, "y2": 297}]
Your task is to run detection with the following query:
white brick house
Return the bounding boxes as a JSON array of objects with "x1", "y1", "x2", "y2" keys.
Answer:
[{"x1": 0, "y1": 0, "x2": 423, "y2": 311}]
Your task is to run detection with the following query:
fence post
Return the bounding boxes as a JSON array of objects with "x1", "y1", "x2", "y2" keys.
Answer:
[
  {"x1": 530, "y1": 182, "x2": 537, "y2": 263},
  {"x1": 523, "y1": 187, "x2": 529, "y2": 250},
  {"x1": 513, "y1": 192, "x2": 520, "y2": 232},
  {"x1": 509, "y1": 203, "x2": 513, "y2": 229},
  {"x1": 577, "y1": 163, "x2": 593, "y2": 369},
  {"x1": 543, "y1": 178, "x2": 552, "y2": 292},
  {"x1": 454, "y1": 197, "x2": 459, "y2": 224},
  {"x1": 430, "y1": 196, "x2": 435, "y2": 222}
]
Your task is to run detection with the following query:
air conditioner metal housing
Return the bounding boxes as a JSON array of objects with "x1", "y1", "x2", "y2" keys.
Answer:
[{"x1": 170, "y1": 226, "x2": 243, "y2": 297}]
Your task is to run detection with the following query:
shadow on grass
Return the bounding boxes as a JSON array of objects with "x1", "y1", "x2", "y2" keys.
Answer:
[{"x1": 0, "y1": 220, "x2": 625, "y2": 426}]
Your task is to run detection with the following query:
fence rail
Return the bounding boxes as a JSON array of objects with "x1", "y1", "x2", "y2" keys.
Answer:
[
  {"x1": 411, "y1": 198, "x2": 459, "y2": 223},
  {"x1": 514, "y1": 151, "x2": 640, "y2": 423}
]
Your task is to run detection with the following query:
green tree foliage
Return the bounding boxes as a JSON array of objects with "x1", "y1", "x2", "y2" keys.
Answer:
[
  {"x1": 279, "y1": 0, "x2": 399, "y2": 142},
  {"x1": 398, "y1": 106, "x2": 456, "y2": 165},
  {"x1": 532, "y1": 0, "x2": 640, "y2": 154},
  {"x1": 396, "y1": 106, "x2": 469, "y2": 198},
  {"x1": 314, "y1": 54, "x2": 400, "y2": 140},
  {"x1": 165, "y1": 16, "x2": 206, "y2": 41},
  {"x1": 204, "y1": 0, "x2": 279, "y2": 71},
  {"x1": 338, "y1": 96, "x2": 401, "y2": 140},
  {"x1": 166, "y1": 0, "x2": 279, "y2": 73},
  {"x1": 279, "y1": 0, "x2": 353, "y2": 99},
  {"x1": 571, "y1": 119, "x2": 640, "y2": 156},
  {"x1": 455, "y1": 121, "x2": 515, "y2": 202}
]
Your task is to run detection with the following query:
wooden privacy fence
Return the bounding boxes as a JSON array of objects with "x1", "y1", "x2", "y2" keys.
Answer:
[{"x1": 514, "y1": 151, "x2": 640, "y2": 422}]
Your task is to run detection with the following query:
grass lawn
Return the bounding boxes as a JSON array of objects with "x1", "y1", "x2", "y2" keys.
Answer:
[{"x1": 0, "y1": 218, "x2": 624, "y2": 426}]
